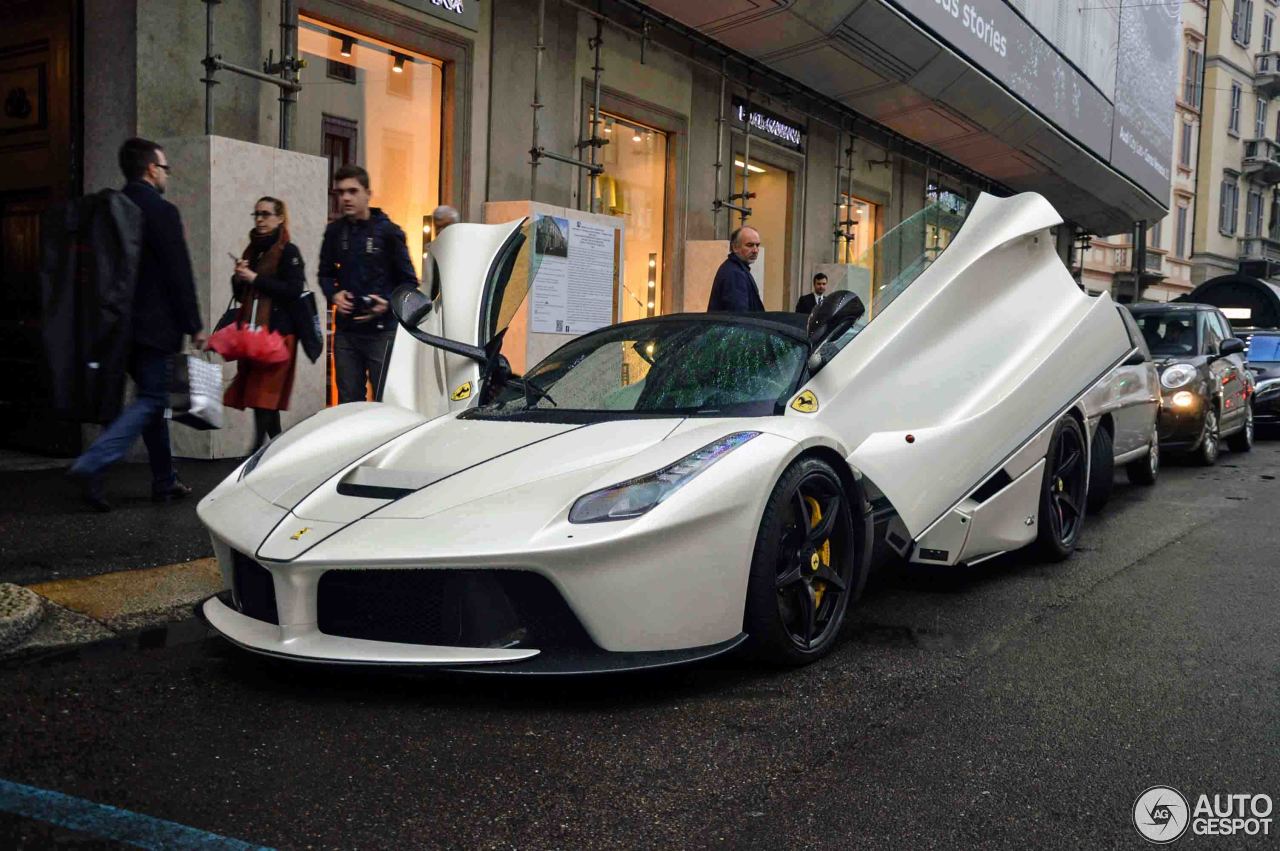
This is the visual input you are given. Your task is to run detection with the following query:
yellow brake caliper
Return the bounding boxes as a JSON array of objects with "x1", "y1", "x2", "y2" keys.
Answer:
[{"x1": 805, "y1": 496, "x2": 831, "y2": 608}]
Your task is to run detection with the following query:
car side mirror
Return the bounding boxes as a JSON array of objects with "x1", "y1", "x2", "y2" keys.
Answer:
[
  {"x1": 807, "y1": 291, "x2": 865, "y2": 347},
  {"x1": 1218, "y1": 338, "x2": 1245, "y2": 358},
  {"x1": 1123, "y1": 350, "x2": 1147, "y2": 366},
  {"x1": 391, "y1": 285, "x2": 433, "y2": 329}
]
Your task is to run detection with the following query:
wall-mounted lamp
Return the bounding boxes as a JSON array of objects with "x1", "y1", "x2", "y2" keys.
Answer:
[
  {"x1": 338, "y1": 35, "x2": 355, "y2": 57},
  {"x1": 392, "y1": 53, "x2": 409, "y2": 73},
  {"x1": 646, "y1": 252, "x2": 657, "y2": 317}
]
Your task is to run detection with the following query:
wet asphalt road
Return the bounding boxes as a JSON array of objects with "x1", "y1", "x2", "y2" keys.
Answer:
[{"x1": 2, "y1": 442, "x2": 1279, "y2": 849}]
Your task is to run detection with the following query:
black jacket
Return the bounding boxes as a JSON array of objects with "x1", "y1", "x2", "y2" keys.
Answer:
[
  {"x1": 795, "y1": 293, "x2": 825, "y2": 314},
  {"x1": 317, "y1": 208, "x2": 417, "y2": 334},
  {"x1": 707, "y1": 253, "x2": 764, "y2": 312},
  {"x1": 232, "y1": 237, "x2": 306, "y2": 338},
  {"x1": 123, "y1": 181, "x2": 202, "y2": 352},
  {"x1": 40, "y1": 189, "x2": 144, "y2": 423}
]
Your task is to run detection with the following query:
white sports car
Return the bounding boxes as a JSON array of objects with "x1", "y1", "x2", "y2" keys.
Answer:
[{"x1": 198, "y1": 192, "x2": 1135, "y2": 672}]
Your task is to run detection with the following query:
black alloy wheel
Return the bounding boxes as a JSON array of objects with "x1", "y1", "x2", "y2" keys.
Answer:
[
  {"x1": 1035, "y1": 416, "x2": 1088, "y2": 562},
  {"x1": 1227, "y1": 403, "x2": 1254, "y2": 453},
  {"x1": 1194, "y1": 406, "x2": 1220, "y2": 466},
  {"x1": 744, "y1": 457, "x2": 864, "y2": 665},
  {"x1": 1126, "y1": 433, "x2": 1159, "y2": 486}
]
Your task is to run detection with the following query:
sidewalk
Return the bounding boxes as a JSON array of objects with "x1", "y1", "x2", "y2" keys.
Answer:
[{"x1": 0, "y1": 454, "x2": 243, "y2": 656}]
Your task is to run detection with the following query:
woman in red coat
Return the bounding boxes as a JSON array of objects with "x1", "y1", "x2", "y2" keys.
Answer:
[{"x1": 226, "y1": 196, "x2": 305, "y2": 448}]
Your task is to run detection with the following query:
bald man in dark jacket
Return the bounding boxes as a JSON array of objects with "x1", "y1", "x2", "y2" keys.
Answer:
[{"x1": 707, "y1": 226, "x2": 764, "y2": 312}]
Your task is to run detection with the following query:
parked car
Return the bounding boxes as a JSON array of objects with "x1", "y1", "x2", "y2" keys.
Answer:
[
  {"x1": 1243, "y1": 328, "x2": 1280, "y2": 434},
  {"x1": 197, "y1": 192, "x2": 1134, "y2": 672},
  {"x1": 1127, "y1": 303, "x2": 1254, "y2": 465},
  {"x1": 1083, "y1": 305, "x2": 1161, "y2": 513}
]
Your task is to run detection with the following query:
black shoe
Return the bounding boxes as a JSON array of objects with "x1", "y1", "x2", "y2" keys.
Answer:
[
  {"x1": 152, "y1": 479, "x2": 193, "y2": 503},
  {"x1": 67, "y1": 469, "x2": 111, "y2": 513}
]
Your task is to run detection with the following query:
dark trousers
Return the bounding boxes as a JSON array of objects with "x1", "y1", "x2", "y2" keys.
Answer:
[
  {"x1": 333, "y1": 329, "x2": 395, "y2": 404},
  {"x1": 252, "y1": 409, "x2": 282, "y2": 449},
  {"x1": 70, "y1": 345, "x2": 177, "y2": 488}
]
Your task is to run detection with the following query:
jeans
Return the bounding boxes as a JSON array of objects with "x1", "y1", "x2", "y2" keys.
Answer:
[
  {"x1": 333, "y1": 329, "x2": 395, "y2": 404},
  {"x1": 70, "y1": 346, "x2": 177, "y2": 489}
]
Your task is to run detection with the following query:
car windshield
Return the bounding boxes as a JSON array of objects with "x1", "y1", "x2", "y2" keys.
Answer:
[
  {"x1": 1248, "y1": 334, "x2": 1280, "y2": 365},
  {"x1": 468, "y1": 319, "x2": 808, "y2": 419},
  {"x1": 1132, "y1": 312, "x2": 1201, "y2": 357}
]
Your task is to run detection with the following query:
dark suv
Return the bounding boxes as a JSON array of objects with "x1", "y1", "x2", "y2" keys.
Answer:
[{"x1": 1128, "y1": 303, "x2": 1254, "y2": 465}]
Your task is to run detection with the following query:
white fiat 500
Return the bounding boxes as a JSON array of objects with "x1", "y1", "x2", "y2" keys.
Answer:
[{"x1": 198, "y1": 192, "x2": 1135, "y2": 673}]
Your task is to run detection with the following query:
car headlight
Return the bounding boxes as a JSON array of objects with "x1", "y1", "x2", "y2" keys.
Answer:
[
  {"x1": 1161, "y1": 363, "x2": 1197, "y2": 389},
  {"x1": 237, "y1": 439, "x2": 273, "y2": 481},
  {"x1": 568, "y1": 431, "x2": 760, "y2": 523}
]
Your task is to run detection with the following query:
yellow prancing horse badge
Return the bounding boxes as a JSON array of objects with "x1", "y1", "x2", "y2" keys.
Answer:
[
  {"x1": 790, "y1": 390, "x2": 819, "y2": 413},
  {"x1": 290, "y1": 527, "x2": 312, "y2": 541},
  {"x1": 451, "y1": 381, "x2": 473, "y2": 401}
]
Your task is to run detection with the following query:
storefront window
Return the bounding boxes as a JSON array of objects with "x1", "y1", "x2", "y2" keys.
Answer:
[
  {"x1": 591, "y1": 110, "x2": 667, "y2": 324},
  {"x1": 734, "y1": 153, "x2": 794, "y2": 311},
  {"x1": 297, "y1": 18, "x2": 444, "y2": 280}
]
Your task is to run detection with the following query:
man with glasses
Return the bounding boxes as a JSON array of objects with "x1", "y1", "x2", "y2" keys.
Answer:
[{"x1": 67, "y1": 137, "x2": 206, "y2": 511}]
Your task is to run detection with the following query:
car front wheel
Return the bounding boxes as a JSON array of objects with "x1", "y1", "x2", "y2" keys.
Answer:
[
  {"x1": 1226, "y1": 403, "x2": 1254, "y2": 453},
  {"x1": 1194, "y1": 407, "x2": 1220, "y2": 466},
  {"x1": 1035, "y1": 416, "x2": 1088, "y2": 562},
  {"x1": 744, "y1": 457, "x2": 864, "y2": 665},
  {"x1": 1126, "y1": 434, "x2": 1159, "y2": 486}
]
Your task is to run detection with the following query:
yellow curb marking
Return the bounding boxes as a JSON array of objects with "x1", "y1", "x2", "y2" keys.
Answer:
[{"x1": 28, "y1": 558, "x2": 222, "y2": 623}]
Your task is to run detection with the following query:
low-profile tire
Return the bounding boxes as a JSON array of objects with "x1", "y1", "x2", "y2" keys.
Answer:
[
  {"x1": 1035, "y1": 415, "x2": 1089, "y2": 562},
  {"x1": 1085, "y1": 424, "x2": 1113, "y2": 515},
  {"x1": 1193, "y1": 406, "x2": 1220, "y2": 466},
  {"x1": 1226, "y1": 403, "x2": 1254, "y2": 453},
  {"x1": 744, "y1": 457, "x2": 864, "y2": 666},
  {"x1": 1126, "y1": 434, "x2": 1159, "y2": 486}
]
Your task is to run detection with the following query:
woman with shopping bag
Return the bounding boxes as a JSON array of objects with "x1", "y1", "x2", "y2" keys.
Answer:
[{"x1": 221, "y1": 196, "x2": 305, "y2": 449}]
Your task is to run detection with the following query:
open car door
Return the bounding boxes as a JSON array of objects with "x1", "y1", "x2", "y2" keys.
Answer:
[{"x1": 382, "y1": 218, "x2": 530, "y2": 417}]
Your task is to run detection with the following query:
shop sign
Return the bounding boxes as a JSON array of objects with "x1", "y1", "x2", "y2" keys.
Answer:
[
  {"x1": 732, "y1": 98, "x2": 805, "y2": 152},
  {"x1": 392, "y1": 0, "x2": 479, "y2": 32}
]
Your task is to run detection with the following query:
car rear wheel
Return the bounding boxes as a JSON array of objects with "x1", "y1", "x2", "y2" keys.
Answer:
[
  {"x1": 1085, "y1": 424, "x2": 1113, "y2": 514},
  {"x1": 744, "y1": 457, "x2": 864, "y2": 665},
  {"x1": 1035, "y1": 416, "x2": 1088, "y2": 562},
  {"x1": 1226, "y1": 404, "x2": 1254, "y2": 453},
  {"x1": 1194, "y1": 407, "x2": 1220, "y2": 466},
  {"x1": 1125, "y1": 435, "x2": 1159, "y2": 486}
]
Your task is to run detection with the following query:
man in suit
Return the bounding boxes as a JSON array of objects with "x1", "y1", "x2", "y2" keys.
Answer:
[
  {"x1": 68, "y1": 138, "x2": 206, "y2": 511},
  {"x1": 707, "y1": 226, "x2": 764, "y2": 312},
  {"x1": 795, "y1": 272, "x2": 829, "y2": 314}
]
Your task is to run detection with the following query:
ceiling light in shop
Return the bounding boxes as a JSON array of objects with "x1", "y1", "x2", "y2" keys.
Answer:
[
  {"x1": 734, "y1": 159, "x2": 766, "y2": 174},
  {"x1": 337, "y1": 35, "x2": 356, "y2": 57},
  {"x1": 632, "y1": 129, "x2": 642, "y2": 143},
  {"x1": 392, "y1": 53, "x2": 410, "y2": 73},
  {"x1": 603, "y1": 118, "x2": 613, "y2": 135}
]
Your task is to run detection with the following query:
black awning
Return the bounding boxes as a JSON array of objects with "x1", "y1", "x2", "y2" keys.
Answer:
[{"x1": 1179, "y1": 274, "x2": 1280, "y2": 329}]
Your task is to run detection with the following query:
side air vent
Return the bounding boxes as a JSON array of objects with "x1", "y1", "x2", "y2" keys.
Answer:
[{"x1": 970, "y1": 469, "x2": 1013, "y2": 504}]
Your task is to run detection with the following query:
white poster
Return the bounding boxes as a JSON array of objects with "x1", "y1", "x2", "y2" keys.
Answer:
[{"x1": 531, "y1": 213, "x2": 617, "y2": 335}]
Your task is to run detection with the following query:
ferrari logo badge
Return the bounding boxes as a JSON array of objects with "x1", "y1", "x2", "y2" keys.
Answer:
[
  {"x1": 791, "y1": 390, "x2": 819, "y2": 413},
  {"x1": 451, "y1": 381, "x2": 472, "y2": 401},
  {"x1": 810, "y1": 552, "x2": 820, "y2": 572},
  {"x1": 290, "y1": 527, "x2": 312, "y2": 541}
]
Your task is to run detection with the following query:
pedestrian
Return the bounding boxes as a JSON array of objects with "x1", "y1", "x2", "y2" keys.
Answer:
[
  {"x1": 317, "y1": 165, "x2": 417, "y2": 404},
  {"x1": 795, "y1": 272, "x2": 829, "y2": 313},
  {"x1": 66, "y1": 138, "x2": 207, "y2": 512},
  {"x1": 423, "y1": 204, "x2": 459, "y2": 300},
  {"x1": 225, "y1": 196, "x2": 305, "y2": 449},
  {"x1": 431, "y1": 204, "x2": 459, "y2": 236},
  {"x1": 707, "y1": 225, "x2": 764, "y2": 312}
]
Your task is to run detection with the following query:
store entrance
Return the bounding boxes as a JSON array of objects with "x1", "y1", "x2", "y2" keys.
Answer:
[{"x1": 734, "y1": 152, "x2": 794, "y2": 311}]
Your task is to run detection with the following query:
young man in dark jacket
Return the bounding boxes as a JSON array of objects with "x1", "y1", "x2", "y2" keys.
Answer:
[
  {"x1": 317, "y1": 165, "x2": 418, "y2": 404},
  {"x1": 67, "y1": 138, "x2": 207, "y2": 511}
]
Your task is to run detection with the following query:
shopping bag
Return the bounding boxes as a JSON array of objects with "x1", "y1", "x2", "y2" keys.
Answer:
[
  {"x1": 168, "y1": 353, "x2": 224, "y2": 430},
  {"x1": 290, "y1": 290, "x2": 324, "y2": 363}
]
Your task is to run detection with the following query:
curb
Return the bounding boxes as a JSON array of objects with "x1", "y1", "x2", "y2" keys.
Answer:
[{"x1": 0, "y1": 583, "x2": 45, "y2": 650}]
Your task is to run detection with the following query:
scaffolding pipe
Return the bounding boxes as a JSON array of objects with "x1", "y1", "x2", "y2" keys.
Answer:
[
  {"x1": 588, "y1": 15, "x2": 604, "y2": 213},
  {"x1": 832, "y1": 122, "x2": 843, "y2": 261},
  {"x1": 202, "y1": 0, "x2": 219, "y2": 134},
  {"x1": 278, "y1": 0, "x2": 298, "y2": 150},
  {"x1": 713, "y1": 58, "x2": 727, "y2": 240},
  {"x1": 737, "y1": 88, "x2": 753, "y2": 226},
  {"x1": 843, "y1": 137, "x2": 856, "y2": 263},
  {"x1": 530, "y1": 0, "x2": 546, "y2": 202}
]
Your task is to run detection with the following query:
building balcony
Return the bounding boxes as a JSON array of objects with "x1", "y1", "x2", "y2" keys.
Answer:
[
  {"x1": 1143, "y1": 249, "x2": 1165, "y2": 276},
  {"x1": 1239, "y1": 235, "x2": 1280, "y2": 262},
  {"x1": 1257, "y1": 52, "x2": 1280, "y2": 98},
  {"x1": 1242, "y1": 138, "x2": 1280, "y2": 183}
]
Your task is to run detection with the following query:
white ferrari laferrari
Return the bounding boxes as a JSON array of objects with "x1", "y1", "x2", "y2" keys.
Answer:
[{"x1": 198, "y1": 191, "x2": 1138, "y2": 672}]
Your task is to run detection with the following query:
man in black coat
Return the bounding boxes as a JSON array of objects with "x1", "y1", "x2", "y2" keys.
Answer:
[
  {"x1": 318, "y1": 164, "x2": 418, "y2": 404},
  {"x1": 68, "y1": 138, "x2": 206, "y2": 511},
  {"x1": 795, "y1": 272, "x2": 829, "y2": 314},
  {"x1": 707, "y1": 226, "x2": 765, "y2": 312}
]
